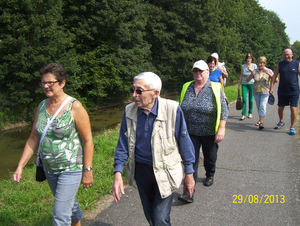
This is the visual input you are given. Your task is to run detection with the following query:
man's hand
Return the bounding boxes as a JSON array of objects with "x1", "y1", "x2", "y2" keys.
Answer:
[
  {"x1": 183, "y1": 173, "x2": 195, "y2": 198},
  {"x1": 112, "y1": 172, "x2": 125, "y2": 203}
]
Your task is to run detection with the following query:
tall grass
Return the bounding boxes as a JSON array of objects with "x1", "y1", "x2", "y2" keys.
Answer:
[{"x1": 0, "y1": 83, "x2": 239, "y2": 225}]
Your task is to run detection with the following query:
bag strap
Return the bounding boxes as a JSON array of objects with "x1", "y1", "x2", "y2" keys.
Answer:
[{"x1": 36, "y1": 96, "x2": 72, "y2": 165}]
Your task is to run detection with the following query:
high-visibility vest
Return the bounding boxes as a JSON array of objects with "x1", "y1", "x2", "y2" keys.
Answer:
[{"x1": 180, "y1": 80, "x2": 222, "y2": 134}]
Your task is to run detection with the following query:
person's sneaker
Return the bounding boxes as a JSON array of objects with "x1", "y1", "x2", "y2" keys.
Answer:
[
  {"x1": 239, "y1": 116, "x2": 246, "y2": 121},
  {"x1": 248, "y1": 114, "x2": 252, "y2": 119},
  {"x1": 203, "y1": 177, "x2": 214, "y2": 187},
  {"x1": 177, "y1": 190, "x2": 194, "y2": 203}
]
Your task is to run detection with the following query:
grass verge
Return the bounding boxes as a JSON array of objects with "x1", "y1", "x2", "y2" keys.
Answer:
[
  {"x1": 0, "y1": 128, "x2": 119, "y2": 226},
  {"x1": 224, "y1": 83, "x2": 239, "y2": 105}
]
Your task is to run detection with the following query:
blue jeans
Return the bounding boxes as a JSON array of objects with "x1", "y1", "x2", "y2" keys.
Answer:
[
  {"x1": 254, "y1": 92, "x2": 269, "y2": 116},
  {"x1": 190, "y1": 134, "x2": 218, "y2": 181},
  {"x1": 45, "y1": 170, "x2": 83, "y2": 226},
  {"x1": 135, "y1": 162, "x2": 173, "y2": 226}
]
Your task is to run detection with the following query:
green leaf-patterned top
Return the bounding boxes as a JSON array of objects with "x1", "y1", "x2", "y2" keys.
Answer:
[{"x1": 35, "y1": 98, "x2": 83, "y2": 174}]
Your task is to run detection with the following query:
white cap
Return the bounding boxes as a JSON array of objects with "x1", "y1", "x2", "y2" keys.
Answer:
[
  {"x1": 211, "y1": 52, "x2": 219, "y2": 60},
  {"x1": 192, "y1": 60, "x2": 209, "y2": 71}
]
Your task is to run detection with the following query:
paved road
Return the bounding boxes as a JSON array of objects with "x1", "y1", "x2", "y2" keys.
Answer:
[{"x1": 82, "y1": 83, "x2": 300, "y2": 226}]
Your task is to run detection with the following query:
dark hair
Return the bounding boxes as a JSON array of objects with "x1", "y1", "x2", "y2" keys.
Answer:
[
  {"x1": 39, "y1": 63, "x2": 67, "y2": 90},
  {"x1": 207, "y1": 56, "x2": 217, "y2": 64},
  {"x1": 244, "y1": 53, "x2": 256, "y2": 62},
  {"x1": 39, "y1": 63, "x2": 67, "y2": 81}
]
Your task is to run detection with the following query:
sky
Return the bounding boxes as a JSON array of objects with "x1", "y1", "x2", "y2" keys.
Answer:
[{"x1": 258, "y1": 0, "x2": 299, "y2": 44}]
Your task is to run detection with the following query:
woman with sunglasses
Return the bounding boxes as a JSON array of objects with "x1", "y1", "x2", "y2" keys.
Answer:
[
  {"x1": 13, "y1": 63, "x2": 94, "y2": 226},
  {"x1": 238, "y1": 53, "x2": 257, "y2": 120}
]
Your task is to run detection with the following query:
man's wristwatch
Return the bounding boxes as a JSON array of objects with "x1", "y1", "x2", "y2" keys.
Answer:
[{"x1": 85, "y1": 166, "x2": 93, "y2": 171}]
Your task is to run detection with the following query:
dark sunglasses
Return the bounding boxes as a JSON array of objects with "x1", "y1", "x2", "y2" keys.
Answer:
[{"x1": 130, "y1": 87, "x2": 154, "y2": 95}]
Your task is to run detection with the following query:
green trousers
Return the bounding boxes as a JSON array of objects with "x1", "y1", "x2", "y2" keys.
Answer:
[{"x1": 241, "y1": 84, "x2": 254, "y2": 116}]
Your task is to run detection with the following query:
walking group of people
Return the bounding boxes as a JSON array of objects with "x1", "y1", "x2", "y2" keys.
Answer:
[
  {"x1": 12, "y1": 48, "x2": 299, "y2": 226},
  {"x1": 238, "y1": 49, "x2": 300, "y2": 135},
  {"x1": 113, "y1": 52, "x2": 229, "y2": 225}
]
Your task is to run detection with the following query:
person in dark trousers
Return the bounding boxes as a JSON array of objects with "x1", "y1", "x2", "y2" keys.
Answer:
[
  {"x1": 112, "y1": 72, "x2": 195, "y2": 225},
  {"x1": 269, "y1": 48, "x2": 300, "y2": 135},
  {"x1": 177, "y1": 60, "x2": 228, "y2": 203}
]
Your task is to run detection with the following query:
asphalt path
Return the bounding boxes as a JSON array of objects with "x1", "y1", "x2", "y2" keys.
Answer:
[{"x1": 82, "y1": 83, "x2": 300, "y2": 226}]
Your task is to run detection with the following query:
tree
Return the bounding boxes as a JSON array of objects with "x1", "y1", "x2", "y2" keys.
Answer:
[
  {"x1": 291, "y1": 41, "x2": 300, "y2": 61},
  {"x1": 0, "y1": 0, "x2": 292, "y2": 126},
  {"x1": 62, "y1": 0, "x2": 155, "y2": 105},
  {"x1": 263, "y1": 10, "x2": 289, "y2": 69},
  {"x1": 0, "y1": 0, "x2": 77, "y2": 121}
]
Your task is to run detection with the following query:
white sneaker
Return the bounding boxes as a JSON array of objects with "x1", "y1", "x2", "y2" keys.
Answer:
[{"x1": 248, "y1": 114, "x2": 252, "y2": 119}]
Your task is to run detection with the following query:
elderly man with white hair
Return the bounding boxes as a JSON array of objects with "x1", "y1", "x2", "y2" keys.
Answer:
[
  {"x1": 112, "y1": 72, "x2": 195, "y2": 225},
  {"x1": 211, "y1": 52, "x2": 229, "y2": 86}
]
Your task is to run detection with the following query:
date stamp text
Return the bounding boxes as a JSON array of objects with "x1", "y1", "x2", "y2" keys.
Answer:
[{"x1": 232, "y1": 194, "x2": 285, "y2": 204}]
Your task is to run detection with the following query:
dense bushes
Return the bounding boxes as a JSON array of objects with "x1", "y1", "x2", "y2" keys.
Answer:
[{"x1": 0, "y1": 0, "x2": 290, "y2": 127}]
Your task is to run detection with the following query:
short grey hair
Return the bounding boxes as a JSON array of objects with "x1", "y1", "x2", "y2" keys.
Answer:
[{"x1": 134, "y1": 72, "x2": 162, "y2": 94}]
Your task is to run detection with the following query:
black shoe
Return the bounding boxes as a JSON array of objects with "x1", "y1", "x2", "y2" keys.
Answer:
[
  {"x1": 178, "y1": 190, "x2": 194, "y2": 203},
  {"x1": 203, "y1": 177, "x2": 214, "y2": 186}
]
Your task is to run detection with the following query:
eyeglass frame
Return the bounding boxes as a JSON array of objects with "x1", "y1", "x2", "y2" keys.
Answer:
[
  {"x1": 39, "y1": 81, "x2": 59, "y2": 88},
  {"x1": 130, "y1": 87, "x2": 154, "y2": 95}
]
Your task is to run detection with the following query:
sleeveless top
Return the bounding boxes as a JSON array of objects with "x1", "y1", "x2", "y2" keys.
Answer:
[
  {"x1": 278, "y1": 60, "x2": 300, "y2": 95},
  {"x1": 35, "y1": 98, "x2": 84, "y2": 174}
]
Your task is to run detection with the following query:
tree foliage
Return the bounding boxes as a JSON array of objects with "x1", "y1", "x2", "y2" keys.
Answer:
[
  {"x1": 291, "y1": 41, "x2": 300, "y2": 61},
  {"x1": 0, "y1": 0, "x2": 77, "y2": 121},
  {"x1": 0, "y1": 0, "x2": 291, "y2": 126}
]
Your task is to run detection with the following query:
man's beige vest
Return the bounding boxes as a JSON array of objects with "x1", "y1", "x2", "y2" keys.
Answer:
[{"x1": 125, "y1": 97, "x2": 183, "y2": 198}]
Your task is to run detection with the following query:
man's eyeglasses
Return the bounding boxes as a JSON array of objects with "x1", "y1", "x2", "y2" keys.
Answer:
[
  {"x1": 130, "y1": 87, "x2": 154, "y2": 95},
  {"x1": 39, "y1": 81, "x2": 59, "y2": 87}
]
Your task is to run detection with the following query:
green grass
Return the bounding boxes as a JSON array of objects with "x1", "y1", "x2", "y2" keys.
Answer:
[
  {"x1": 0, "y1": 128, "x2": 119, "y2": 226},
  {"x1": 0, "y1": 83, "x2": 239, "y2": 225},
  {"x1": 224, "y1": 83, "x2": 239, "y2": 104}
]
